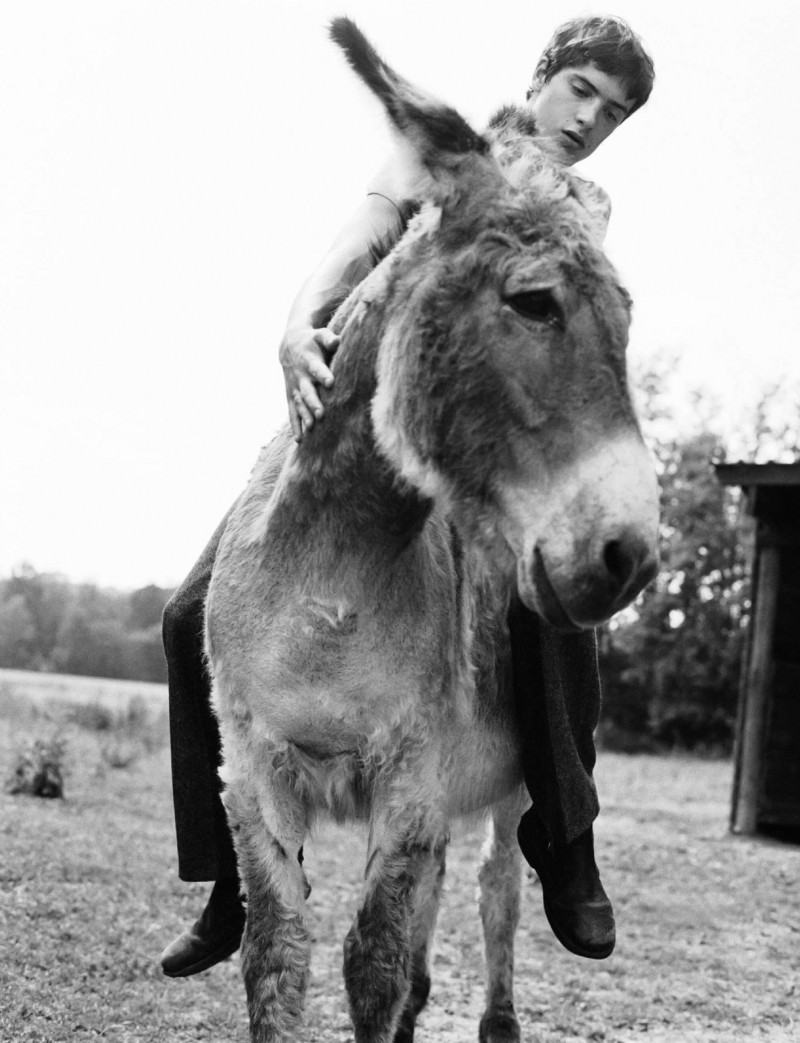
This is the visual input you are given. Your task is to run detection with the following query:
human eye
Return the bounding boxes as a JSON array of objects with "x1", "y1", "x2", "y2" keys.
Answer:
[
  {"x1": 570, "y1": 78, "x2": 590, "y2": 98},
  {"x1": 605, "y1": 108, "x2": 621, "y2": 126}
]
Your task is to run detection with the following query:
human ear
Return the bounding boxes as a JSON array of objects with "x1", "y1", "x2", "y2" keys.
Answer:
[{"x1": 525, "y1": 55, "x2": 550, "y2": 103}]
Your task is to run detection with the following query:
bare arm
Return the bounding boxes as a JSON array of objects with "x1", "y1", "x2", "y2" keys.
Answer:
[{"x1": 280, "y1": 191, "x2": 407, "y2": 441}]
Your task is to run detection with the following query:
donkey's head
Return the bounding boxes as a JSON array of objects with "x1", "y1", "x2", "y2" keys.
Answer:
[{"x1": 331, "y1": 18, "x2": 659, "y2": 629}]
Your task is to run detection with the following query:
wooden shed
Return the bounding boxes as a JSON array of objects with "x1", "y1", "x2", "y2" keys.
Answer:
[{"x1": 715, "y1": 462, "x2": 800, "y2": 836}]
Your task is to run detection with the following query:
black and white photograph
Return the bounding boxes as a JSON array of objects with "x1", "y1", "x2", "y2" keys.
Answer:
[{"x1": 1, "y1": 2, "x2": 798, "y2": 1041}]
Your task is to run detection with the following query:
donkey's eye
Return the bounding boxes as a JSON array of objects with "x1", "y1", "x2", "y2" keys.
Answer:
[{"x1": 505, "y1": 291, "x2": 564, "y2": 330}]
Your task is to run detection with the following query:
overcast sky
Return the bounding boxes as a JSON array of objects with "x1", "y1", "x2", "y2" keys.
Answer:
[{"x1": 2, "y1": 0, "x2": 798, "y2": 589}]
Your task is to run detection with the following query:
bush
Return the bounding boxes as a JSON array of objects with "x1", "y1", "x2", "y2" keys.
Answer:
[
  {"x1": 649, "y1": 705, "x2": 734, "y2": 756},
  {"x1": 6, "y1": 737, "x2": 66, "y2": 798},
  {"x1": 66, "y1": 695, "x2": 159, "y2": 738},
  {"x1": 94, "y1": 695, "x2": 167, "y2": 769},
  {"x1": 99, "y1": 736, "x2": 143, "y2": 770},
  {"x1": 66, "y1": 699, "x2": 116, "y2": 732},
  {"x1": 120, "y1": 694, "x2": 149, "y2": 731},
  {"x1": 596, "y1": 720, "x2": 660, "y2": 755}
]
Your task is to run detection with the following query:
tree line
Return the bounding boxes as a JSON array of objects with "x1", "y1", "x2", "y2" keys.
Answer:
[{"x1": 0, "y1": 568, "x2": 172, "y2": 683}]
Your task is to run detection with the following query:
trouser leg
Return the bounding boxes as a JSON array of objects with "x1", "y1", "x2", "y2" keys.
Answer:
[
  {"x1": 162, "y1": 508, "x2": 237, "y2": 882},
  {"x1": 508, "y1": 601, "x2": 601, "y2": 845}
]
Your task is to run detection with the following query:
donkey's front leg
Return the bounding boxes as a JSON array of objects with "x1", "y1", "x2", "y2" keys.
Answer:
[
  {"x1": 344, "y1": 805, "x2": 445, "y2": 1043},
  {"x1": 222, "y1": 773, "x2": 310, "y2": 1043},
  {"x1": 478, "y1": 788, "x2": 526, "y2": 1043},
  {"x1": 393, "y1": 832, "x2": 448, "y2": 1043}
]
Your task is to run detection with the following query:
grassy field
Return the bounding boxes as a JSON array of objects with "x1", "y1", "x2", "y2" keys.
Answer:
[
  {"x1": 1, "y1": 670, "x2": 797, "y2": 1042},
  {"x1": 0, "y1": 667, "x2": 168, "y2": 711}
]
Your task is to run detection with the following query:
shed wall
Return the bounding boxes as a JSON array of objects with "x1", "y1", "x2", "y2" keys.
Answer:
[{"x1": 759, "y1": 546, "x2": 800, "y2": 827}]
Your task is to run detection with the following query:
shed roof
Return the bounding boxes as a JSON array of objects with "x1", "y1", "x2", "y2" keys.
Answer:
[
  {"x1": 715, "y1": 462, "x2": 800, "y2": 488},
  {"x1": 715, "y1": 462, "x2": 800, "y2": 530}
]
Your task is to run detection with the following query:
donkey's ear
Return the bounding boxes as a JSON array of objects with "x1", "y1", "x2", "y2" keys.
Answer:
[{"x1": 329, "y1": 17, "x2": 491, "y2": 177}]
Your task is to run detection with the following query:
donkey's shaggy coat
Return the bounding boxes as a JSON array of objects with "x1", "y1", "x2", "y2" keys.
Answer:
[{"x1": 206, "y1": 18, "x2": 658, "y2": 1043}]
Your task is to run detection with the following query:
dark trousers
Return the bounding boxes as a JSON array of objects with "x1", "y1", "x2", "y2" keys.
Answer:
[
  {"x1": 164, "y1": 516, "x2": 601, "y2": 881},
  {"x1": 163, "y1": 510, "x2": 238, "y2": 881}
]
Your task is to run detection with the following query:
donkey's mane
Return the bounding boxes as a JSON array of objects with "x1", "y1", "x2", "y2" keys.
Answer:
[
  {"x1": 487, "y1": 104, "x2": 539, "y2": 139},
  {"x1": 366, "y1": 197, "x2": 422, "y2": 271}
]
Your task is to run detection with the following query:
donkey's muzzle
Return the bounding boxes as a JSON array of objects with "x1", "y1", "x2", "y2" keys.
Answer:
[{"x1": 527, "y1": 527, "x2": 658, "y2": 631}]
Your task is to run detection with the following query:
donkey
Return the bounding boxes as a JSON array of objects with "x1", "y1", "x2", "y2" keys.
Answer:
[{"x1": 205, "y1": 17, "x2": 659, "y2": 1043}]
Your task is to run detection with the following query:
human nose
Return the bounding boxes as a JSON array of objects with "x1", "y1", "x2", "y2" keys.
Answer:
[{"x1": 576, "y1": 99, "x2": 601, "y2": 130}]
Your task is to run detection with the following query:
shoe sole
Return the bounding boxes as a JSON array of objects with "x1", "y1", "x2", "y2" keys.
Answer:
[
  {"x1": 161, "y1": 934, "x2": 243, "y2": 978},
  {"x1": 541, "y1": 895, "x2": 615, "y2": 960},
  {"x1": 520, "y1": 823, "x2": 615, "y2": 960}
]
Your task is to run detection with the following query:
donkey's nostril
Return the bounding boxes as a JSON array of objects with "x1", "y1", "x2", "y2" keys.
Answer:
[
  {"x1": 603, "y1": 539, "x2": 635, "y2": 585},
  {"x1": 602, "y1": 531, "x2": 657, "y2": 601}
]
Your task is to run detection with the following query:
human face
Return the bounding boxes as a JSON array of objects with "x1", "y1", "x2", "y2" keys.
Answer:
[{"x1": 526, "y1": 63, "x2": 632, "y2": 166}]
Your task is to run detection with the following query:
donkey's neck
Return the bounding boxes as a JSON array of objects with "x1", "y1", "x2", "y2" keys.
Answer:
[{"x1": 273, "y1": 304, "x2": 432, "y2": 559}]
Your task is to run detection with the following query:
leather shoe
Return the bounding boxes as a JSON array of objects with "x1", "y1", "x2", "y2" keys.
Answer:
[
  {"x1": 518, "y1": 809, "x2": 615, "y2": 959},
  {"x1": 160, "y1": 878, "x2": 246, "y2": 977}
]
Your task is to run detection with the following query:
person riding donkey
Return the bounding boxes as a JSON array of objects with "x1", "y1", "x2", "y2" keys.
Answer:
[{"x1": 159, "y1": 13, "x2": 655, "y2": 977}]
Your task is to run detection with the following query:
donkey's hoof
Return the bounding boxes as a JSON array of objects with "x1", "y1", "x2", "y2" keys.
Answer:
[{"x1": 479, "y1": 1006, "x2": 521, "y2": 1043}]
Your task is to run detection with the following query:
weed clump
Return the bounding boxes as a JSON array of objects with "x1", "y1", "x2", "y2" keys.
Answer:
[
  {"x1": 66, "y1": 700, "x2": 116, "y2": 732},
  {"x1": 6, "y1": 737, "x2": 66, "y2": 798},
  {"x1": 95, "y1": 695, "x2": 167, "y2": 769},
  {"x1": 99, "y1": 736, "x2": 143, "y2": 769}
]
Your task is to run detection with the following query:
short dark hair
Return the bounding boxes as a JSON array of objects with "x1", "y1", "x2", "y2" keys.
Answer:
[{"x1": 528, "y1": 15, "x2": 655, "y2": 117}]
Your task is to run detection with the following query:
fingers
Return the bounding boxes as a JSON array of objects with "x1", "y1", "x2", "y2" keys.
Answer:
[
  {"x1": 282, "y1": 327, "x2": 340, "y2": 440},
  {"x1": 299, "y1": 376, "x2": 327, "y2": 424},
  {"x1": 306, "y1": 356, "x2": 334, "y2": 389},
  {"x1": 315, "y1": 329, "x2": 341, "y2": 357},
  {"x1": 292, "y1": 388, "x2": 316, "y2": 433},
  {"x1": 287, "y1": 395, "x2": 303, "y2": 442},
  {"x1": 285, "y1": 375, "x2": 322, "y2": 442}
]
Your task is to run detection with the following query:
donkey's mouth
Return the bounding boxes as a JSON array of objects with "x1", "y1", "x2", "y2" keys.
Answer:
[{"x1": 519, "y1": 547, "x2": 581, "y2": 633}]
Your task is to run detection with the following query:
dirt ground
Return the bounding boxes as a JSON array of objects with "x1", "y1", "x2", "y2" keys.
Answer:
[{"x1": 1, "y1": 678, "x2": 798, "y2": 1042}]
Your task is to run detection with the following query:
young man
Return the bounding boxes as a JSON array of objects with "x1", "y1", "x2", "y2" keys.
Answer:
[{"x1": 159, "y1": 14, "x2": 654, "y2": 977}]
